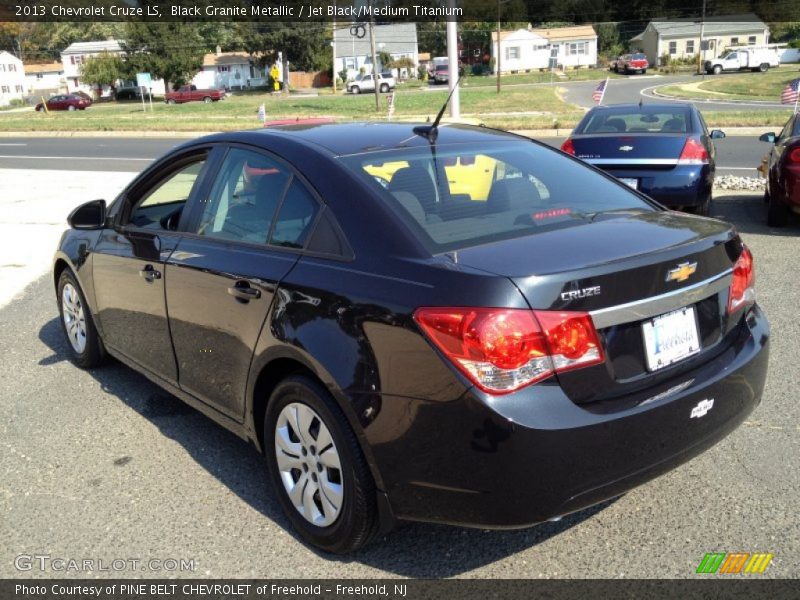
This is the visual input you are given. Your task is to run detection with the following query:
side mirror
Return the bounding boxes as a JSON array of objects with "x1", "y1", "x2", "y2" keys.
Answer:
[
  {"x1": 709, "y1": 129, "x2": 726, "y2": 139},
  {"x1": 759, "y1": 132, "x2": 776, "y2": 144},
  {"x1": 67, "y1": 199, "x2": 106, "y2": 230}
]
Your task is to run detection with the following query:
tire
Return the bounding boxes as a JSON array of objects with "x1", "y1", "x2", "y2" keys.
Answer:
[
  {"x1": 36, "y1": 105, "x2": 43, "y2": 112},
  {"x1": 68, "y1": 105, "x2": 76, "y2": 111},
  {"x1": 712, "y1": 65, "x2": 722, "y2": 75},
  {"x1": 759, "y1": 63, "x2": 769, "y2": 73},
  {"x1": 57, "y1": 269, "x2": 106, "y2": 368},
  {"x1": 641, "y1": 68, "x2": 647, "y2": 75},
  {"x1": 767, "y1": 191, "x2": 790, "y2": 227},
  {"x1": 203, "y1": 96, "x2": 212, "y2": 103},
  {"x1": 379, "y1": 83, "x2": 389, "y2": 93},
  {"x1": 167, "y1": 99, "x2": 176, "y2": 105},
  {"x1": 351, "y1": 86, "x2": 361, "y2": 94},
  {"x1": 264, "y1": 375, "x2": 379, "y2": 554}
]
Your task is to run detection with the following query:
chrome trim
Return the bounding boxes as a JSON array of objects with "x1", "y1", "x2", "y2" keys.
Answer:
[
  {"x1": 590, "y1": 269, "x2": 732, "y2": 329},
  {"x1": 583, "y1": 158, "x2": 680, "y2": 166}
]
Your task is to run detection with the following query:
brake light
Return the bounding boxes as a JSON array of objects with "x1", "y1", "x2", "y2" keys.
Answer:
[
  {"x1": 678, "y1": 137, "x2": 709, "y2": 164},
  {"x1": 414, "y1": 307, "x2": 604, "y2": 394},
  {"x1": 728, "y1": 246, "x2": 755, "y2": 314},
  {"x1": 560, "y1": 138, "x2": 576, "y2": 155},
  {"x1": 787, "y1": 148, "x2": 800, "y2": 163}
]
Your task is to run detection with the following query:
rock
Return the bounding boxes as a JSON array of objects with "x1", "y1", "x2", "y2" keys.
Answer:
[{"x1": 713, "y1": 175, "x2": 765, "y2": 192}]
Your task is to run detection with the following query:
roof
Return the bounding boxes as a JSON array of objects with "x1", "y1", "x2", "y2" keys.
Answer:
[
  {"x1": 202, "y1": 52, "x2": 252, "y2": 67},
  {"x1": 334, "y1": 23, "x2": 418, "y2": 59},
  {"x1": 491, "y1": 29, "x2": 547, "y2": 43},
  {"x1": 418, "y1": 52, "x2": 431, "y2": 62},
  {"x1": 24, "y1": 62, "x2": 63, "y2": 74},
  {"x1": 646, "y1": 14, "x2": 767, "y2": 38},
  {"x1": 61, "y1": 40, "x2": 124, "y2": 55},
  {"x1": 0, "y1": 51, "x2": 22, "y2": 64},
  {"x1": 529, "y1": 25, "x2": 597, "y2": 42}
]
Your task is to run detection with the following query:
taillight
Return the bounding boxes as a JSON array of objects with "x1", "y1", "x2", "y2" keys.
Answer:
[
  {"x1": 560, "y1": 138, "x2": 576, "y2": 155},
  {"x1": 678, "y1": 137, "x2": 709, "y2": 164},
  {"x1": 414, "y1": 307, "x2": 604, "y2": 394},
  {"x1": 728, "y1": 246, "x2": 755, "y2": 314},
  {"x1": 787, "y1": 148, "x2": 800, "y2": 163}
]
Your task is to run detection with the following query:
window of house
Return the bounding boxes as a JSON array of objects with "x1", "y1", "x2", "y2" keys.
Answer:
[
  {"x1": 567, "y1": 42, "x2": 587, "y2": 55},
  {"x1": 9, "y1": 64, "x2": 16, "y2": 72},
  {"x1": 0, "y1": 65, "x2": 5, "y2": 72},
  {"x1": 1, "y1": 86, "x2": 9, "y2": 93},
  {"x1": 217, "y1": 65, "x2": 230, "y2": 72},
  {"x1": 669, "y1": 41, "x2": 677, "y2": 55},
  {"x1": 505, "y1": 46, "x2": 520, "y2": 60},
  {"x1": 344, "y1": 57, "x2": 356, "y2": 70},
  {"x1": 731, "y1": 37, "x2": 739, "y2": 45},
  {"x1": 686, "y1": 40, "x2": 695, "y2": 54},
  {"x1": 748, "y1": 36, "x2": 757, "y2": 45},
  {"x1": 15, "y1": 85, "x2": 22, "y2": 92}
]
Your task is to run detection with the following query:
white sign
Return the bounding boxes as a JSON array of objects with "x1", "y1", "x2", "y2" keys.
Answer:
[
  {"x1": 257, "y1": 104, "x2": 266, "y2": 123},
  {"x1": 136, "y1": 73, "x2": 152, "y2": 88}
]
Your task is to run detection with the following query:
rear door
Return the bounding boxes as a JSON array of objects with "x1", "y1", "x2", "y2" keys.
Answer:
[{"x1": 165, "y1": 145, "x2": 322, "y2": 418}]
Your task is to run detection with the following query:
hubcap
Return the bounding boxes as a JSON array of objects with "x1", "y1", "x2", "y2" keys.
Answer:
[
  {"x1": 61, "y1": 283, "x2": 87, "y2": 354},
  {"x1": 275, "y1": 402, "x2": 343, "y2": 527}
]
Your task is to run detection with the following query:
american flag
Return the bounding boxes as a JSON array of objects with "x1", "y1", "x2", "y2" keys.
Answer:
[
  {"x1": 781, "y1": 78, "x2": 800, "y2": 105},
  {"x1": 592, "y1": 78, "x2": 608, "y2": 104}
]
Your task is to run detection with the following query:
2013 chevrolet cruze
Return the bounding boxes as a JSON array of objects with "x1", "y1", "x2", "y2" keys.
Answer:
[{"x1": 54, "y1": 122, "x2": 769, "y2": 553}]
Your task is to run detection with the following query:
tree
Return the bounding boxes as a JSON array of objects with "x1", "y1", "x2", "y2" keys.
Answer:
[
  {"x1": 234, "y1": 22, "x2": 331, "y2": 72},
  {"x1": 80, "y1": 51, "x2": 125, "y2": 95},
  {"x1": 122, "y1": 23, "x2": 206, "y2": 91}
]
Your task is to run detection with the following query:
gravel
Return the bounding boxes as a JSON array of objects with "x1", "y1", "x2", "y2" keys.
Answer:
[{"x1": 714, "y1": 175, "x2": 766, "y2": 192}]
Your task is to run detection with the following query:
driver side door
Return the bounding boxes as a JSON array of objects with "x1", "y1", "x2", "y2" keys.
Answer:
[{"x1": 92, "y1": 148, "x2": 214, "y2": 383}]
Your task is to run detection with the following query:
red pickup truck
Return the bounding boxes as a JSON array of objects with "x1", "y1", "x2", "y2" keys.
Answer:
[{"x1": 164, "y1": 85, "x2": 225, "y2": 104}]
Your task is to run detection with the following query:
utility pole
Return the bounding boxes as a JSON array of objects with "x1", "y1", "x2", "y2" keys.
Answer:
[
  {"x1": 368, "y1": 5, "x2": 380, "y2": 111},
  {"x1": 447, "y1": 0, "x2": 460, "y2": 118},
  {"x1": 332, "y1": 4, "x2": 337, "y2": 94},
  {"x1": 496, "y1": 0, "x2": 501, "y2": 94},
  {"x1": 698, "y1": 0, "x2": 706, "y2": 78}
]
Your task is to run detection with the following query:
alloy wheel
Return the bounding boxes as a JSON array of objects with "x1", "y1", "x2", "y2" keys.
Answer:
[{"x1": 61, "y1": 283, "x2": 87, "y2": 353}]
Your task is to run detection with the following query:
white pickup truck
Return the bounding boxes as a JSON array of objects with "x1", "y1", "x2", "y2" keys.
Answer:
[{"x1": 704, "y1": 48, "x2": 780, "y2": 74}]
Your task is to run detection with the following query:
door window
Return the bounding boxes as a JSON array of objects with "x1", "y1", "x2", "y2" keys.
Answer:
[
  {"x1": 128, "y1": 158, "x2": 206, "y2": 230},
  {"x1": 270, "y1": 179, "x2": 320, "y2": 248},
  {"x1": 195, "y1": 148, "x2": 290, "y2": 244}
]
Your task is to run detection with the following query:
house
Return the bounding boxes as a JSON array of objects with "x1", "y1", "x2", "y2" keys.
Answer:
[
  {"x1": 61, "y1": 39, "x2": 125, "y2": 95},
  {"x1": 629, "y1": 14, "x2": 770, "y2": 66},
  {"x1": 192, "y1": 51, "x2": 265, "y2": 90},
  {"x1": 491, "y1": 25, "x2": 598, "y2": 73},
  {"x1": 334, "y1": 23, "x2": 418, "y2": 80},
  {"x1": 0, "y1": 51, "x2": 25, "y2": 106},
  {"x1": 24, "y1": 62, "x2": 64, "y2": 95}
]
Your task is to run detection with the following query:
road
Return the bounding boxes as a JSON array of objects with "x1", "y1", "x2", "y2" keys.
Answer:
[
  {"x1": 0, "y1": 187, "x2": 797, "y2": 578},
  {"x1": 0, "y1": 134, "x2": 770, "y2": 178}
]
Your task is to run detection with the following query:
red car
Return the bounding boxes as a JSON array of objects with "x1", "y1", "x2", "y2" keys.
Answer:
[
  {"x1": 164, "y1": 85, "x2": 225, "y2": 104},
  {"x1": 615, "y1": 53, "x2": 649, "y2": 75},
  {"x1": 761, "y1": 113, "x2": 800, "y2": 227},
  {"x1": 35, "y1": 94, "x2": 91, "y2": 112}
]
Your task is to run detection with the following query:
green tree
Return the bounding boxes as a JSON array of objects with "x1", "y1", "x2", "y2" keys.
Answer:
[
  {"x1": 121, "y1": 23, "x2": 206, "y2": 91},
  {"x1": 80, "y1": 51, "x2": 124, "y2": 95}
]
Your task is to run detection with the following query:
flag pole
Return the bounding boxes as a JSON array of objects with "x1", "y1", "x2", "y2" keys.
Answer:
[
  {"x1": 600, "y1": 77, "x2": 608, "y2": 105},
  {"x1": 795, "y1": 85, "x2": 799, "y2": 115}
]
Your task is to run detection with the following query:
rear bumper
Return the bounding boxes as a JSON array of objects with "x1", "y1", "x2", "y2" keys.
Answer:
[
  {"x1": 600, "y1": 164, "x2": 713, "y2": 207},
  {"x1": 369, "y1": 304, "x2": 768, "y2": 528}
]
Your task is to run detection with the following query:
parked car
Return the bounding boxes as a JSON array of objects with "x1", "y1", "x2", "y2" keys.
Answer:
[
  {"x1": 432, "y1": 63, "x2": 450, "y2": 84},
  {"x1": 561, "y1": 102, "x2": 725, "y2": 215},
  {"x1": 615, "y1": 53, "x2": 649, "y2": 74},
  {"x1": 705, "y1": 48, "x2": 780, "y2": 74},
  {"x1": 55, "y1": 122, "x2": 768, "y2": 554},
  {"x1": 35, "y1": 94, "x2": 91, "y2": 112},
  {"x1": 759, "y1": 112, "x2": 800, "y2": 227},
  {"x1": 114, "y1": 87, "x2": 143, "y2": 101},
  {"x1": 164, "y1": 84, "x2": 225, "y2": 104},
  {"x1": 347, "y1": 72, "x2": 395, "y2": 94}
]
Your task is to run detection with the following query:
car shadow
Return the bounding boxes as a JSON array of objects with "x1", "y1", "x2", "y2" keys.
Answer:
[
  {"x1": 38, "y1": 315, "x2": 614, "y2": 577},
  {"x1": 711, "y1": 193, "x2": 800, "y2": 236}
]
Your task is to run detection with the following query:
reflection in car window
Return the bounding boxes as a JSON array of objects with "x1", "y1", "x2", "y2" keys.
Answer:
[
  {"x1": 195, "y1": 148, "x2": 289, "y2": 244},
  {"x1": 270, "y1": 180, "x2": 320, "y2": 249},
  {"x1": 129, "y1": 159, "x2": 205, "y2": 230},
  {"x1": 341, "y1": 142, "x2": 652, "y2": 253}
]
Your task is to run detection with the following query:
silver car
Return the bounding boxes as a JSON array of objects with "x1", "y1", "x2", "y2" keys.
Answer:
[{"x1": 347, "y1": 72, "x2": 396, "y2": 94}]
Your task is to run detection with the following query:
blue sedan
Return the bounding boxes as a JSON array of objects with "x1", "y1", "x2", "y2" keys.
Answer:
[{"x1": 561, "y1": 102, "x2": 725, "y2": 215}]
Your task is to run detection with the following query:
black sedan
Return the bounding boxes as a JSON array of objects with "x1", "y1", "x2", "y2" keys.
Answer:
[
  {"x1": 759, "y1": 112, "x2": 800, "y2": 227},
  {"x1": 561, "y1": 103, "x2": 725, "y2": 215},
  {"x1": 54, "y1": 122, "x2": 768, "y2": 553}
]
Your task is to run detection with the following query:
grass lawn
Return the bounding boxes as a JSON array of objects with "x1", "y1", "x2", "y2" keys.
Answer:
[{"x1": 656, "y1": 66, "x2": 800, "y2": 102}]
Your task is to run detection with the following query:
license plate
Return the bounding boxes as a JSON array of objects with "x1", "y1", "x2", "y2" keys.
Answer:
[
  {"x1": 619, "y1": 177, "x2": 638, "y2": 190},
  {"x1": 642, "y1": 306, "x2": 701, "y2": 372}
]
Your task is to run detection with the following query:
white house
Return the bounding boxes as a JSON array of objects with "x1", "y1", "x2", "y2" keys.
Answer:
[
  {"x1": 334, "y1": 23, "x2": 419, "y2": 81},
  {"x1": 24, "y1": 62, "x2": 64, "y2": 95},
  {"x1": 61, "y1": 39, "x2": 125, "y2": 95},
  {"x1": 492, "y1": 25, "x2": 598, "y2": 73},
  {"x1": 192, "y1": 51, "x2": 265, "y2": 90},
  {"x1": 0, "y1": 51, "x2": 25, "y2": 106}
]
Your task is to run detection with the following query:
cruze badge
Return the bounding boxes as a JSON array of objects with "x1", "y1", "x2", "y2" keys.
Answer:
[
  {"x1": 666, "y1": 261, "x2": 698, "y2": 283},
  {"x1": 619, "y1": 145, "x2": 634, "y2": 152},
  {"x1": 690, "y1": 398, "x2": 714, "y2": 419},
  {"x1": 560, "y1": 286, "x2": 601, "y2": 302}
]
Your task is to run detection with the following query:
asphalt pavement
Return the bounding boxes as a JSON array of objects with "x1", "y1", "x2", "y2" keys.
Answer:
[{"x1": 0, "y1": 184, "x2": 798, "y2": 577}]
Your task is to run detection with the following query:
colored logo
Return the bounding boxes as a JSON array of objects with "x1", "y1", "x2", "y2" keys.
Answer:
[
  {"x1": 696, "y1": 552, "x2": 774, "y2": 574},
  {"x1": 666, "y1": 261, "x2": 698, "y2": 283}
]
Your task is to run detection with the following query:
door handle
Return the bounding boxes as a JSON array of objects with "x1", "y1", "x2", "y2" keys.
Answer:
[
  {"x1": 227, "y1": 282, "x2": 261, "y2": 302},
  {"x1": 139, "y1": 264, "x2": 161, "y2": 282}
]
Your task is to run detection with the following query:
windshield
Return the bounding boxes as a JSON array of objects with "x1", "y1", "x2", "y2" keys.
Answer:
[
  {"x1": 575, "y1": 106, "x2": 693, "y2": 134},
  {"x1": 340, "y1": 141, "x2": 655, "y2": 253}
]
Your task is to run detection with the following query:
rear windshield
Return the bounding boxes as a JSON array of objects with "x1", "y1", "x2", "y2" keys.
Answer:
[
  {"x1": 340, "y1": 141, "x2": 654, "y2": 253},
  {"x1": 575, "y1": 106, "x2": 694, "y2": 134},
  {"x1": 632, "y1": 53, "x2": 647, "y2": 60}
]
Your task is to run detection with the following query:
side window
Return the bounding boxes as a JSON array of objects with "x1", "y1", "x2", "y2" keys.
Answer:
[
  {"x1": 270, "y1": 179, "x2": 321, "y2": 249},
  {"x1": 195, "y1": 148, "x2": 289, "y2": 244},
  {"x1": 128, "y1": 159, "x2": 206, "y2": 230}
]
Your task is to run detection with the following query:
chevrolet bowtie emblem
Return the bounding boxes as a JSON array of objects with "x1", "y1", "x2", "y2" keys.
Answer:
[
  {"x1": 666, "y1": 261, "x2": 698, "y2": 283},
  {"x1": 619, "y1": 145, "x2": 634, "y2": 151}
]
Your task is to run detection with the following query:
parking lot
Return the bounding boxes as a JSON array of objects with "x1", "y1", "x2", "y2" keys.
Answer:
[{"x1": 0, "y1": 136, "x2": 798, "y2": 577}]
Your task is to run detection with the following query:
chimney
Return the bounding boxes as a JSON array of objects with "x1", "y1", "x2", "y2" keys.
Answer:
[{"x1": 216, "y1": 45, "x2": 222, "y2": 56}]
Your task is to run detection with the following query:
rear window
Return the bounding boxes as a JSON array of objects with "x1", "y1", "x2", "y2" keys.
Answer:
[
  {"x1": 632, "y1": 53, "x2": 647, "y2": 60},
  {"x1": 340, "y1": 141, "x2": 654, "y2": 253},
  {"x1": 575, "y1": 106, "x2": 693, "y2": 134}
]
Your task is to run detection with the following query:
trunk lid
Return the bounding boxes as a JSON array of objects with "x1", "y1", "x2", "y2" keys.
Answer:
[{"x1": 571, "y1": 134, "x2": 687, "y2": 168}]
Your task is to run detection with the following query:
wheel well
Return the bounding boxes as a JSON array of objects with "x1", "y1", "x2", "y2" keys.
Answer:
[
  {"x1": 252, "y1": 357, "x2": 317, "y2": 451},
  {"x1": 53, "y1": 259, "x2": 70, "y2": 289}
]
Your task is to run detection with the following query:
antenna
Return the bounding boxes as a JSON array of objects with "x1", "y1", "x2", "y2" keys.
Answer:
[{"x1": 413, "y1": 74, "x2": 463, "y2": 143}]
